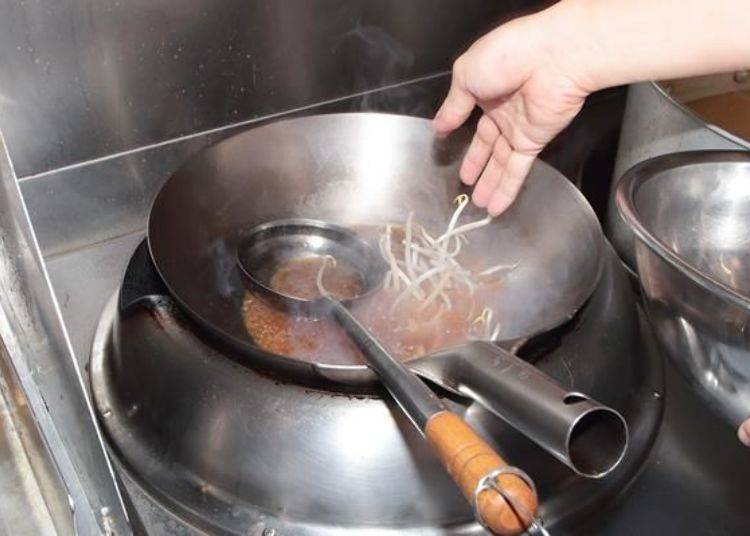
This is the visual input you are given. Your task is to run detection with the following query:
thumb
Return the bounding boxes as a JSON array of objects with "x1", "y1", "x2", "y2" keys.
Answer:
[{"x1": 433, "y1": 59, "x2": 476, "y2": 136}]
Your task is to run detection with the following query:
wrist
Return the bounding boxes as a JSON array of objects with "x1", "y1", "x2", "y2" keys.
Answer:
[{"x1": 530, "y1": 0, "x2": 613, "y2": 93}]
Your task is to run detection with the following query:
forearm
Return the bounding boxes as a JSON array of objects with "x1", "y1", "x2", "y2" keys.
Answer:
[{"x1": 543, "y1": 0, "x2": 750, "y2": 92}]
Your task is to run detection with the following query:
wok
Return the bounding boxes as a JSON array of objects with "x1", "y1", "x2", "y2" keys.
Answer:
[{"x1": 148, "y1": 113, "x2": 604, "y2": 381}]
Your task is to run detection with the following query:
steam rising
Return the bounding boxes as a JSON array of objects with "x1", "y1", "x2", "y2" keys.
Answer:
[
  {"x1": 211, "y1": 239, "x2": 242, "y2": 298},
  {"x1": 334, "y1": 23, "x2": 437, "y2": 117}
]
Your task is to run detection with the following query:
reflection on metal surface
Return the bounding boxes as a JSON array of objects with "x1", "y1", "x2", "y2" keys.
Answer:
[
  {"x1": 617, "y1": 151, "x2": 750, "y2": 426},
  {"x1": 608, "y1": 75, "x2": 750, "y2": 270},
  {"x1": 411, "y1": 342, "x2": 629, "y2": 478},
  {"x1": 0, "y1": 131, "x2": 131, "y2": 534},
  {"x1": 0, "y1": 0, "x2": 525, "y2": 177},
  {"x1": 20, "y1": 74, "x2": 452, "y2": 258},
  {"x1": 88, "y1": 238, "x2": 662, "y2": 534},
  {"x1": 0, "y1": 339, "x2": 70, "y2": 536}
]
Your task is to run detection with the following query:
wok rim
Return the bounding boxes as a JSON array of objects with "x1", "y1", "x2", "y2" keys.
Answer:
[{"x1": 616, "y1": 149, "x2": 750, "y2": 312}]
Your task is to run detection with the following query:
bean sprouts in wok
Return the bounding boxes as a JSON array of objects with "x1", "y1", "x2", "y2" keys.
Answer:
[
  {"x1": 245, "y1": 196, "x2": 520, "y2": 365},
  {"x1": 378, "y1": 194, "x2": 518, "y2": 341}
]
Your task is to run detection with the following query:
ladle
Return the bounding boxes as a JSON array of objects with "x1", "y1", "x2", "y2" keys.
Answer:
[{"x1": 237, "y1": 219, "x2": 540, "y2": 536}]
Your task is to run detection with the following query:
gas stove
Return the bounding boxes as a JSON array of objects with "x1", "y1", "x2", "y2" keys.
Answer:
[
  {"x1": 87, "y1": 233, "x2": 660, "y2": 535},
  {"x1": 35, "y1": 78, "x2": 750, "y2": 535}
]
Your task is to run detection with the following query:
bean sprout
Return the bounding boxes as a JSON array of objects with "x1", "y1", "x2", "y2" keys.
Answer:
[
  {"x1": 479, "y1": 262, "x2": 520, "y2": 278},
  {"x1": 316, "y1": 255, "x2": 337, "y2": 298},
  {"x1": 380, "y1": 225, "x2": 411, "y2": 292},
  {"x1": 471, "y1": 307, "x2": 502, "y2": 341},
  {"x1": 375, "y1": 194, "x2": 518, "y2": 342}
]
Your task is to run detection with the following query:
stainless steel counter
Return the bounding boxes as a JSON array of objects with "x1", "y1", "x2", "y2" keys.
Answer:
[
  {"x1": 579, "y1": 350, "x2": 750, "y2": 535},
  {"x1": 0, "y1": 353, "x2": 60, "y2": 536},
  {"x1": 0, "y1": 132, "x2": 131, "y2": 534}
]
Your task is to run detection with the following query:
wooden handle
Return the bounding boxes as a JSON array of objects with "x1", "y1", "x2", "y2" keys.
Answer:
[{"x1": 425, "y1": 411, "x2": 538, "y2": 535}]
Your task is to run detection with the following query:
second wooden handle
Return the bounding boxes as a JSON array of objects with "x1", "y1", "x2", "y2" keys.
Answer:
[{"x1": 425, "y1": 411, "x2": 538, "y2": 536}]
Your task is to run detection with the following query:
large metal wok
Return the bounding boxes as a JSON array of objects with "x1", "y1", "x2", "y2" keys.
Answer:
[{"x1": 148, "y1": 113, "x2": 605, "y2": 381}]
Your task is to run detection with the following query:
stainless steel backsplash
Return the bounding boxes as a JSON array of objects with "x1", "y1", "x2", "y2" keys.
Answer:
[{"x1": 0, "y1": 0, "x2": 536, "y2": 178}]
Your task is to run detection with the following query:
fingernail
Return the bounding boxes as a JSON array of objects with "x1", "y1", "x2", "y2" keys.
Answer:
[
  {"x1": 739, "y1": 420, "x2": 750, "y2": 447},
  {"x1": 488, "y1": 191, "x2": 514, "y2": 216},
  {"x1": 471, "y1": 190, "x2": 488, "y2": 208},
  {"x1": 487, "y1": 202, "x2": 505, "y2": 217}
]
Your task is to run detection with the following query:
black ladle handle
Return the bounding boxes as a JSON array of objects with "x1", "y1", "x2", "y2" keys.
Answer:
[{"x1": 323, "y1": 297, "x2": 444, "y2": 428}]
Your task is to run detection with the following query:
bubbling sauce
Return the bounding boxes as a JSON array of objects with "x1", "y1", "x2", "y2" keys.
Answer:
[{"x1": 242, "y1": 224, "x2": 503, "y2": 365}]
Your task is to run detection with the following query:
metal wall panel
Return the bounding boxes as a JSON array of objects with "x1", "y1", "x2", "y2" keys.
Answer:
[
  {"x1": 0, "y1": 132, "x2": 132, "y2": 534},
  {"x1": 0, "y1": 0, "x2": 534, "y2": 177},
  {"x1": 21, "y1": 74, "x2": 452, "y2": 257}
]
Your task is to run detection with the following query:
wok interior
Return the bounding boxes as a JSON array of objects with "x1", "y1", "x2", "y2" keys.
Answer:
[
  {"x1": 633, "y1": 161, "x2": 750, "y2": 297},
  {"x1": 148, "y1": 113, "x2": 603, "y2": 367}
]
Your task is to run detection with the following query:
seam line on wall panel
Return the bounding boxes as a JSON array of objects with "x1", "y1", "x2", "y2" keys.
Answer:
[
  {"x1": 19, "y1": 71, "x2": 450, "y2": 183},
  {"x1": 43, "y1": 227, "x2": 147, "y2": 261}
]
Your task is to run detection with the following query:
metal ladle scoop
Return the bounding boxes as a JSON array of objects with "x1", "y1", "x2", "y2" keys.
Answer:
[{"x1": 237, "y1": 218, "x2": 541, "y2": 536}]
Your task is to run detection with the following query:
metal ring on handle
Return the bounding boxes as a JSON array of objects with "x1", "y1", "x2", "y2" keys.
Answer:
[{"x1": 473, "y1": 466, "x2": 549, "y2": 536}]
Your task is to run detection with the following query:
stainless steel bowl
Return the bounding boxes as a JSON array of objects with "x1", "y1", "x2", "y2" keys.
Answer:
[
  {"x1": 616, "y1": 151, "x2": 750, "y2": 426},
  {"x1": 608, "y1": 73, "x2": 750, "y2": 272}
]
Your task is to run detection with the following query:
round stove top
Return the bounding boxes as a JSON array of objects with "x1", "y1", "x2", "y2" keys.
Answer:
[{"x1": 90, "y1": 240, "x2": 663, "y2": 534}]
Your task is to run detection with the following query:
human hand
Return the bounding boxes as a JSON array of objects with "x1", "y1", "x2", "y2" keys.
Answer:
[
  {"x1": 739, "y1": 418, "x2": 750, "y2": 447},
  {"x1": 434, "y1": 0, "x2": 750, "y2": 217},
  {"x1": 433, "y1": 9, "x2": 591, "y2": 216}
]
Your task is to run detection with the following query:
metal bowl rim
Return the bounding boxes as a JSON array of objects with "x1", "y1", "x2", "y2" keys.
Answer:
[
  {"x1": 651, "y1": 80, "x2": 750, "y2": 149},
  {"x1": 616, "y1": 149, "x2": 750, "y2": 311}
]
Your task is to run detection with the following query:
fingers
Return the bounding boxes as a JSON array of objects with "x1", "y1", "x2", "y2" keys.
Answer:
[
  {"x1": 487, "y1": 151, "x2": 536, "y2": 216},
  {"x1": 459, "y1": 115, "x2": 499, "y2": 185},
  {"x1": 457, "y1": 107, "x2": 538, "y2": 217},
  {"x1": 472, "y1": 136, "x2": 512, "y2": 207},
  {"x1": 739, "y1": 418, "x2": 750, "y2": 447},
  {"x1": 433, "y1": 59, "x2": 476, "y2": 137}
]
